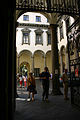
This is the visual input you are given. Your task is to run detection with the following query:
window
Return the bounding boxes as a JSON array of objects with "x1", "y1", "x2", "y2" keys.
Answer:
[
  {"x1": 35, "y1": 29, "x2": 43, "y2": 45},
  {"x1": 36, "y1": 16, "x2": 41, "y2": 22},
  {"x1": 60, "y1": 25, "x2": 63, "y2": 40},
  {"x1": 66, "y1": 18, "x2": 70, "y2": 33},
  {"x1": 47, "y1": 18, "x2": 49, "y2": 23},
  {"x1": 34, "y1": 68, "x2": 40, "y2": 77},
  {"x1": 36, "y1": 33, "x2": 42, "y2": 44},
  {"x1": 47, "y1": 34, "x2": 51, "y2": 45},
  {"x1": 22, "y1": 28, "x2": 31, "y2": 44},
  {"x1": 23, "y1": 33, "x2": 29, "y2": 44},
  {"x1": 23, "y1": 15, "x2": 29, "y2": 21}
]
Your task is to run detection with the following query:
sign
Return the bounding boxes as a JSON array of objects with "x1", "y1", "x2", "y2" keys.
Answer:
[{"x1": 75, "y1": 68, "x2": 78, "y2": 77}]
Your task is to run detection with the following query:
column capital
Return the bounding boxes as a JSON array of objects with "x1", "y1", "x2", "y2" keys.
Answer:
[
  {"x1": 31, "y1": 54, "x2": 34, "y2": 58},
  {"x1": 50, "y1": 24, "x2": 59, "y2": 29}
]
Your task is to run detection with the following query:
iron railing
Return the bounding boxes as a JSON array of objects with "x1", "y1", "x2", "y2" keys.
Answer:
[{"x1": 16, "y1": 0, "x2": 79, "y2": 15}]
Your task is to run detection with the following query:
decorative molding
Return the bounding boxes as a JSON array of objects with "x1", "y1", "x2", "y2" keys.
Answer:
[
  {"x1": 35, "y1": 28, "x2": 43, "y2": 33},
  {"x1": 18, "y1": 23, "x2": 49, "y2": 29},
  {"x1": 21, "y1": 27, "x2": 31, "y2": 33}
]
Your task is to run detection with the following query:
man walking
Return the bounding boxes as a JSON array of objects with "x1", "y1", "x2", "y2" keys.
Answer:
[{"x1": 40, "y1": 67, "x2": 51, "y2": 101}]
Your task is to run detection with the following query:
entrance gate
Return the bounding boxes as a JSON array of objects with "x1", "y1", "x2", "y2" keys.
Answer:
[
  {"x1": 16, "y1": 0, "x2": 80, "y2": 107},
  {"x1": 67, "y1": 18, "x2": 80, "y2": 107}
]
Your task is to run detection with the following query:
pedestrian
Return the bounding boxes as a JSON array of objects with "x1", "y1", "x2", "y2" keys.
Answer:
[
  {"x1": 19, "y1": 74, "x2": 22, "y2": 88},
  {"x1": 62, "y1": 69, "x2": 69, "y2": 100},
  {"x1": 50, "y1": 72, "x2": 52, "y2": 80},
  {"x1": 23, "y1": 75, "x2": 27, "y2": 88},
  {"x1": 27, "y1": 72, "x2": 36, "y2": 101},
  {"x1": 40, "y1": 67, "x2": 51, "y2": 101}
]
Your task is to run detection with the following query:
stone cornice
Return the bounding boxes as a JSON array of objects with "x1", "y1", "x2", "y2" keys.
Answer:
[{"x1": 18, "y1": 23, "x2": 49, "y2": 29}]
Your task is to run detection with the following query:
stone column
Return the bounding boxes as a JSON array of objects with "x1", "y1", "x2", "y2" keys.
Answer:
[
  {"x1": 1, "y1": 1, "x2": 16, "y2": 120},
  {"x1": 50, "y1": 24, "x2": 62, "y2": 95},
  {"x1": 44, "y1": 55, "x2": 46, "y2": 68},
  {"x1": 60, "y1": 52, "x2": 63, "y2": 75},
  {"x1": 18, "y1": 56, "x2": 20, "y2": 73},
  {"x1": 31, "y1": 55, "x2": 34, "y2": 73}
]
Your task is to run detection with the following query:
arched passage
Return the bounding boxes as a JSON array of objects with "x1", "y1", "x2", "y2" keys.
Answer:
[
  {"x1": 1, "y1": 1, "x2": 80, "y2": 120},
  {"x1": 34, "y1": 50, "x2": 45, "y2": 77},
  {"x1": 18, "y1": 50, "x2": 32, "y2": 74}
]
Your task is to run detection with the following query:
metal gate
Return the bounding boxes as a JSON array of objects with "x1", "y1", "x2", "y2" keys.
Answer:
[
  {"x1": 16, "y1": 0, "x2": 80, "y2": 15},
  {"x1": 67, "y1": 18, "x2": 80, "y2": 107}
]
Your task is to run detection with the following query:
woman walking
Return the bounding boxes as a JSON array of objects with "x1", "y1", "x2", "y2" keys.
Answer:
[{"x1": 27, "y1": 72, "x2": 36, "y2": 101}]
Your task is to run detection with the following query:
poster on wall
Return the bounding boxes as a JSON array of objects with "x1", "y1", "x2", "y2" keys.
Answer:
[{"x1": 75, "y1": 68, "x2": 78, "y2": 77}]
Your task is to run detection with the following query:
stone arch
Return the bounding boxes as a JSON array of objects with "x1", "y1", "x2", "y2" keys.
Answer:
[
  {"x1": 18, "y1": 50, "x2": 32, "y2": 74},
  {"x1": 16, "y1": 10, "x2": 57, "y2": 24},
  {"x1": 18, "y1": 50, "x2": 32, "y2": 57},
  {"x1": 34, "y1": 50, "x2": 45, "y2": 56},
  {"x1": 33, "y1": 50, "x2": 45, "y2": 73}
]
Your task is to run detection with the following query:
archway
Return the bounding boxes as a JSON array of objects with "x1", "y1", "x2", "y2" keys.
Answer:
[
  {"x1": 1, "y1": 1, "x2": 80, "y2": 120},
  {"x1": 34, "y1": 50, "x2": 45, "y2": 78},
  {"x1": 17, "y1": 50, "x2": 32, "y2": 74}
]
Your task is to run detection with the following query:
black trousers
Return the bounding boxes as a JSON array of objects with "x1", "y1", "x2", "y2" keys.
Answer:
[{"x1": 42, "y1": 85, "x2": 49, "y2": 99}]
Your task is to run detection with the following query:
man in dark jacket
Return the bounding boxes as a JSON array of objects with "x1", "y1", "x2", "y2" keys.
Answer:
[{"x1": 40, "y1": 67, "x2": 51, "y2": 101}]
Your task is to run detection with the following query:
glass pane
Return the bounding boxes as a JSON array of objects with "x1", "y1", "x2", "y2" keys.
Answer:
[
  {"x1": 36, "y1": 34, "x2": 42, "y2": 44},
  {"x1": 23, "y1": 33, "x2": 29, "y2": 43},
  {"x1": 36, "y1": 16, "x2": 41, "y2": 22},
  {"x1": 23, "y1": 15, "x2": 29, "y2": 21},
  {"x1": 48, "y1": 34, "x2": 51, "y2": 44}
]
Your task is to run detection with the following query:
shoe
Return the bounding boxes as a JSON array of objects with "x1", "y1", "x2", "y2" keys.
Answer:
[{"x1": 27, "y1": 97, "x2": 31, "y2": 102}]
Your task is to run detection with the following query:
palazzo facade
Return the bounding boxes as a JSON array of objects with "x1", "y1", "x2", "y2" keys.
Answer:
[{"x1": 16, "y1": 12, "x2": 52, "y2": 78}]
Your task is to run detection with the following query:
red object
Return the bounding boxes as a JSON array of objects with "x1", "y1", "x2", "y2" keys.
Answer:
[
  {"x1": 75, "y1": 68, "x2": 78, "y2": 77},
  {"x1": 24, "y1": 77, "x2": 26, "y2": 87}
]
